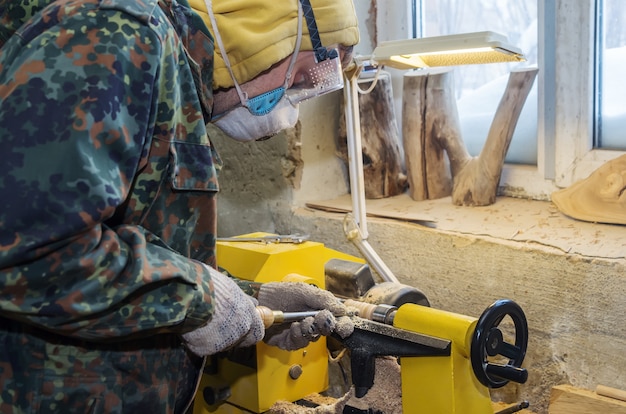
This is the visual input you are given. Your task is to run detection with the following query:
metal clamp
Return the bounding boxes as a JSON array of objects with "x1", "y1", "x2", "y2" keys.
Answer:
[{"x1": 217, "y1": 234, "x2": 310, "y2": 244}]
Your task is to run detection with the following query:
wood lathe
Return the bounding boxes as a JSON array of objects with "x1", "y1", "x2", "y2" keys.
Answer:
[{"x1": 193, "y1": 233, "x2": 530, "y2": 414}]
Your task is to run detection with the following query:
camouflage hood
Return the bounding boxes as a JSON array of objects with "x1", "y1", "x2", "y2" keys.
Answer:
[
  {"x1": 0, "y1": 1, "x2": 207, "y2": 49},
  {"x1": 0, "y1": 1, "x2": 49, "y2": 48}
]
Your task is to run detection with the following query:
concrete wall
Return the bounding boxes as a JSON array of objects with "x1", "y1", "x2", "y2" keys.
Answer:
[{"x1": 210, "y1": 91, "x2": 349, "y2": 238}]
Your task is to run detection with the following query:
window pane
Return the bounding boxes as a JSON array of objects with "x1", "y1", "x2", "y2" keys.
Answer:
[
  {"x1": 418, "y1": 0, "x2": 538, "y2": 164},
  {"x1": 596, "y1": 0, "x2": 626, "y2": 149}
]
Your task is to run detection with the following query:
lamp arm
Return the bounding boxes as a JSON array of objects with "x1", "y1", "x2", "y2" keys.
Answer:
[
  {"x1": 342, "y1": 70, "x2": 400, "y2": 284},
  {"x1": 343, "y1": 73, "x2": 369, "y2": 236}
]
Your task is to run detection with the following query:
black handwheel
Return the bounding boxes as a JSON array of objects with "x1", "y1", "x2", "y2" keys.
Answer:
[{"x1": 470, "y1": 299, "x2": 529, "y2": 388}]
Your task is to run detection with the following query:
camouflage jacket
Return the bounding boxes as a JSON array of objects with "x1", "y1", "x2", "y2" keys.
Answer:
[
  {"x1": 0, "y1": 0, "x2": 220, "y2": 343},
  {"x1": 0, "y1": 1, "x2": 269, "y2": 411}
]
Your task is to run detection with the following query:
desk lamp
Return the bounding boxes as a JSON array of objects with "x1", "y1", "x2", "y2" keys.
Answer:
[{"x1": 343, "y1": 31, "x2": 525, "y2": 283}]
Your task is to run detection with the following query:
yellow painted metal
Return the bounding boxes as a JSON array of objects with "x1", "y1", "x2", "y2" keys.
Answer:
[
  {"x1": 194, "y1": 233, "x2": 363, "y2": 414},
  {"x1": 214, "y1": 232, "x2": 362, "y2": 285},
  {"x1": 394, "y1": 303, "x2": 494, "y2": 414}
]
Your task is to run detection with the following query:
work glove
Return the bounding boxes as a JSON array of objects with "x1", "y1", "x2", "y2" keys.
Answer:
[
  {"x1": 257, "y1": 281, "x2": 354, "y2": 350},
  {"x1": 182, "y1": 267, "x2": 264, "y2": 356}
]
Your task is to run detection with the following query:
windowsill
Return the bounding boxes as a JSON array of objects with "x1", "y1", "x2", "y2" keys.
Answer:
[{"x1": 305, "y1": 193, "x2": 625, "y2": 260}]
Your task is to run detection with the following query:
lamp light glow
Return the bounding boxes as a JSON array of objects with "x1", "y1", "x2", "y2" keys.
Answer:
[{"x1": 372, "y1": 31, "x2": 525, "y2": 70}]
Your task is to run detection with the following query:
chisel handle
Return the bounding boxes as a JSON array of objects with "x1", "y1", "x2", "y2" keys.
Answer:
[{"x1": 255, "y1": 306, "x2": 319, "y2": 328}]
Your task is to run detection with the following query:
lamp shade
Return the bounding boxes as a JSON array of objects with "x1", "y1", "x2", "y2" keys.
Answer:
[{"x1": 371, "y1": 31, "x2": 525, "y2": 70}]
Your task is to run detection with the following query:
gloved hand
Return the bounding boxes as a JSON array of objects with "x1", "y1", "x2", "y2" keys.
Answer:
[
  {"x1": 257, "y1": 281, "x2": 354, "y2": 350},
  {"x1": 182, "y1": 267, "x2": 264, "y2": 356}
]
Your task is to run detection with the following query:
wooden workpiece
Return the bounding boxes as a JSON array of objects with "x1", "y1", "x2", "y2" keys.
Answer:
[{"x1": 549, "y1": 384, "x2": 626, "y2": 414}]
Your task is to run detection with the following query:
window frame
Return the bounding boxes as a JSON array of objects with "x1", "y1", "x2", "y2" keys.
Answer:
[{"x1": 371, "y1": 0, "x2": 625, "y2": 200}]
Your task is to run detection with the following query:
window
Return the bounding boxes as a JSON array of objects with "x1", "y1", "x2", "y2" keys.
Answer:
[
  {"x1": 595, "y1": 0, "x2": 626, "y2": 149},
  {"x1": 369, "y1": 0, "x2": 625, "y2": 199}
]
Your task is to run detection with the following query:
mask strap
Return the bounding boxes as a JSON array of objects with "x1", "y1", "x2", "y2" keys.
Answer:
[
  {"x1": 299, "y1": 0, "x2": 338, "y2": 62},
  {"x1": 283, "y1": 1, "x2": 304, "y2": 90},
  {"x1": 204, "y1": 0, "x2": 304, "y2": 108}
]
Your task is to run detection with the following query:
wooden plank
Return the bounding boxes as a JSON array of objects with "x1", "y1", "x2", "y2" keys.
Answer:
[
  {"x1": 549, "y1": 384, "x2": 626, "y2": 414},
  {"x1": 305, "y1": 193, "x2": 436, "y2": 224}
]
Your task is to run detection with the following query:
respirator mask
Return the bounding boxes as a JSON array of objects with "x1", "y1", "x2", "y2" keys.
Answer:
[{"x1": 204, "y1": 0, "x2": 344, "y2": 142}]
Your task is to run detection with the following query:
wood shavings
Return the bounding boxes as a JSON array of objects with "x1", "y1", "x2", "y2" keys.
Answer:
[
  {"x1": 269, "y1": 356, "x2": 402, "y2": 414},
  {"x1": 349, "y1": 356, "x2": 403, "y2": 413}
]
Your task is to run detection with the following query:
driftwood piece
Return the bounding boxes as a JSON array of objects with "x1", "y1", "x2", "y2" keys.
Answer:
[
  {"x1": 402, "y1": 67, "x2": 538, "y2": 206},
  {"x1": 452, "y1": 68, "x2": 538, "y2": 205},
  {"x1": 402, "y1": 68, "x2": 466, "y2": 200},
  {"x1": 339, "y1": 72, "x2": 406, "y2": 199}
]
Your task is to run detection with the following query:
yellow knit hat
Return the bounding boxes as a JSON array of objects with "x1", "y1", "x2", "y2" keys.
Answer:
[{"x1": 188, "y1": 0, "x2": 360, "y2": 90}]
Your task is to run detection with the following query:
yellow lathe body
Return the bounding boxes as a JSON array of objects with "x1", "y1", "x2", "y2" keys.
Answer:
[{"x1": 194, "y1": 233, "x2": 529, "y2": 414}]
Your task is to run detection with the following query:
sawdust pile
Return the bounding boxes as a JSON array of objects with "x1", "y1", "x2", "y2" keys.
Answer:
[
  {"x1": 269, "y1": 357, "x2": 402, "y2": 414},
  {"x1": 269, "y1": 391, "x2": 351, "y2": 414}
]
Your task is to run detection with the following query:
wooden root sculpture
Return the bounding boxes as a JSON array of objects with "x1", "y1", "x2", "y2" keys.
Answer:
[
  {"x1": 402, "y1": 67, "x2": 538, "y2": 206},
  {"x1": 338, "y1": 71, "x2": 407, "y2": 199}
]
